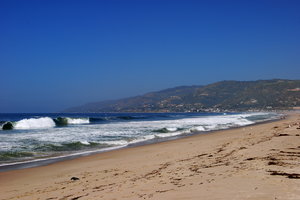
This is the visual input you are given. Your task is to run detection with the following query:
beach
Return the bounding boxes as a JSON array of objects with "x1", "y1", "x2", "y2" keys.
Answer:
[{"x1": 0, "y1": 113, "x2": 300, "y2": 200}]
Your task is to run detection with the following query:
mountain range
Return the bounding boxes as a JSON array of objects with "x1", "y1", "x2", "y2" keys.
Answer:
[{"x1": 64, "y1": 79, "x2": 300, "y2": 113}]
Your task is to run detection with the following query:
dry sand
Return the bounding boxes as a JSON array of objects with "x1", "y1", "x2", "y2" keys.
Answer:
[{"x1": 1, "y1": 113, "x2": 300, "y2": 200}]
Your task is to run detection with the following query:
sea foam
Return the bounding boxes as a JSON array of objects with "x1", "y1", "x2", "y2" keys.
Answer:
[
  {"x1": 0, "y1": 112, "x2": 281, "y2": 165},
  {"x1": 66, "y1": 118, "x2": 90, "y2": 124},
  {"x1": 14, "y1": 117, "x2": 56, "y2": 129}
]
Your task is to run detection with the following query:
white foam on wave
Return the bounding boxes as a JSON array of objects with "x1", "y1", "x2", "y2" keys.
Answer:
[
  {"x1": 193, "y1": 114, "x2": 255, "y2": 131},
  {"x1": 14, "y1": 117, "x2": 56, "y2": 130},
  {"x1": 66, "y1": 118, "x2": 90, "y2": 124},
  {"x1": 80, "y1": 141, "x2": 90, "y2": 145},
  {"x1": 101, "y1": 140, "x2": 129, "y2": 146},
  {"x1": 190, "y1": 126, "x2": 206, "y2": 132},
  {"x1": 166, "y1": 127, "x2": 177, "y2": 132},
  {"x1": 0, "y1": 112, "x2": 280, "y2": 165},
  {"x1": 155, "y1": 131, "x2": 183, "y2": 138},
  {"x1": 129, "y1": 135, "x2": 156, "y2": 143}
]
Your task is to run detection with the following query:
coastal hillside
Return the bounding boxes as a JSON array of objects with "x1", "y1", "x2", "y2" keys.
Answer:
[{"x1": 65, "y1": 79, "x2": 300, "y2": 112}]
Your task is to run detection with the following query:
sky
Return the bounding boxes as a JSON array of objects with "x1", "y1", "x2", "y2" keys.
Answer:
[{"x1": 0, "y1": 0, "x2": 299, "y2": 112}]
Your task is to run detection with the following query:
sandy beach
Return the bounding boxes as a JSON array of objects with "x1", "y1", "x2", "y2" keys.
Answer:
[{"x1": 0, "y1": 113, "x2": 300, "y2": 200}]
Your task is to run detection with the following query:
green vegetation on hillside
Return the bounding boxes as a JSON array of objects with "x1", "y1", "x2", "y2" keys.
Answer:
[{"x1": 65, "y1": 79, "x2": 300, "y2": 112}]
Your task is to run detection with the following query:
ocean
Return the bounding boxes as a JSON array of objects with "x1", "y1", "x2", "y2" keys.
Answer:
[{"x1": 0, "y1": 112, "x2": 281, "y2": 169}]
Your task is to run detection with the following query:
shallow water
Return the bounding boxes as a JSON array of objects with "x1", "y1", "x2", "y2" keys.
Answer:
[{"x1": 0, "y1": 112, "x2": 281, "y2": 165}]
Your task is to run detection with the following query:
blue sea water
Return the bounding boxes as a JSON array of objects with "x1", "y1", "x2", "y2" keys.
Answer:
[{"x1": 0, "y1": 112, "x2": 281, "y2": 166}]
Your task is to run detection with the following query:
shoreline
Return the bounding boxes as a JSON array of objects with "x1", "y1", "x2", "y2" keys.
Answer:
[
  {"x1": 1, "y1": 112, "x2": 299, "y2": 199},
  {"x1": 0, "y1": 114, "x2": 283, "y2": 172}
]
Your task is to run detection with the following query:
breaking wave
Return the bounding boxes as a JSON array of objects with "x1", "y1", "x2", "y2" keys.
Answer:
[
  {"x1": 1, "y1": 114, "x2": 176, "y2": 131},
  {"x1": 1, "y1": 122, "x2": 14, "y2": 130},
  {"x1": 0, "y1": 112, "x2": 282, "y2": 165},
  {"x1": 190, "y1": 126, "x2": 206, "y2": 132},
  {"x1": 1, "y1": 117, "x2": 91, "y2": 130},
  {"x1": 15, "y1": 117, "x2": 56, "y2": 130},
  {"x1": 54, "y1": 117, "x2": 89, "y2": 126},
  {"x1": 65, "y1": 117, "x2": 89, "y2": 124},
  {"x1": 153, "y1": 127, "x2": 180, "y2": 133}
]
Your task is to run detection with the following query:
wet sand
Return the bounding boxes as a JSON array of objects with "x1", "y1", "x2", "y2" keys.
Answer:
[{"x1": 1, "y1": 113, "x2": 300, "y2": 200}]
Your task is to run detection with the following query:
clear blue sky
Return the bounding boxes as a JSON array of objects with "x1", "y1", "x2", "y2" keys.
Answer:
[{"x1": 0, "y1": 0, "x2": 299, "y2": 112}]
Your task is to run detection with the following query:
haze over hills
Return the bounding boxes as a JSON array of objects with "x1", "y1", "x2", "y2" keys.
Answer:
[{"x1": 64, "y1": 79, "x2": 300, "y2": 113}]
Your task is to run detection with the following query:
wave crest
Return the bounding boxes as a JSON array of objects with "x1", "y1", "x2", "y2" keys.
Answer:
[
  {"x1": 66, "y1": 118, "x2": 89, "y2": 124},
  {"x1": 190, "y1": 126, "x2": 206, "y2": 132},
  {"x1": 1, "y1": 122, "x2": 14, "y2": 130},
  {"x1": 153, "y1": 127, "x2": 179, "y2": 133},
  {"x1": 54, "y1": 117, "x2": 90, "y2": 126},
  {"x1": 14, "y1": 117, "x2": 56, "y2": 130}
]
